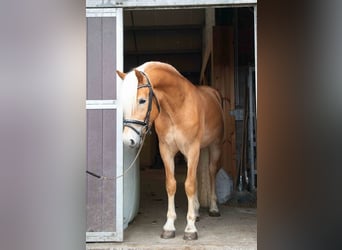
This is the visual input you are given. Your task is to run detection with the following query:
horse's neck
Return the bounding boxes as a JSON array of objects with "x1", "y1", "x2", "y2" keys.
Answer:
[{"x1": 153, "y1": 73, "x2": 195, "y2": 116}]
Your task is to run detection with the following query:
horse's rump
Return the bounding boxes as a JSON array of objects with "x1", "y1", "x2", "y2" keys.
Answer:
[
  {"x1": 198, "y1": 86, "x2": 222, "y2": 105},
  {"x1": 197, "y1": 86, "x2": 225, "y2": 146}
]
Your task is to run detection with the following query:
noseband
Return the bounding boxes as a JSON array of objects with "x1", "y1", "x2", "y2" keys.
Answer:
[{"x1": 123, "y1": 71, "x2": 160, "y2": 138}]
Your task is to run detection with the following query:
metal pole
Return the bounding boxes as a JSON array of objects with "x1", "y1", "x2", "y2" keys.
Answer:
[
  {"x1": 248, "y1": 67, "x2": 256, "y2": 191},
  {"x1": 254, "y1": 5, "x2": 257, "y2": 115},
  {"x1": 234, "y1": 8, "x2": 240, "y2": 106}
]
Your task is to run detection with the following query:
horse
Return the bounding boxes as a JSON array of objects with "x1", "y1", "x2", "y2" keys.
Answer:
[{"x1": 117, "y1": 61, "x2": 225, "y2": 240}]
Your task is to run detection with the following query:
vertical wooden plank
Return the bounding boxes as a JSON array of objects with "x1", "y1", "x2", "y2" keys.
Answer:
[
  {"x1": 87, "y1": 109, "x2": 103, "y2": 232},
  {"x1": 212, "y1": 26, "x2": 237, "y2": 185},
  {"x1": 102, "y1": 17, "x2": 117, "y2": 100},
  {"x1": 102, "y1": 109, "x2": 117, "y2": 231},
  {"x1": 87, "y1": 17, "x2": 102, "y2": 100}
]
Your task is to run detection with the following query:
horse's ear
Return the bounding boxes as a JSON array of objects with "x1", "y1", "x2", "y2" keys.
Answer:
[
  {"x1": 116, "y1": 70, "x2": 126, "y2": 80},
  {"x1": 134, "y1": 69, "x2": 144, "y2": 83}
]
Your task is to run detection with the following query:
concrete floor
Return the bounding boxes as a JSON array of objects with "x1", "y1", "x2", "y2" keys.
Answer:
[{"x1": 87, "y1": 167, "x2": 257, "y2": 250}]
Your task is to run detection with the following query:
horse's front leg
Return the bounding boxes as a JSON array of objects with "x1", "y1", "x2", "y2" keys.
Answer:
[
  {"x1": 183, "y1": 145, "x2": 200, "y2": 240},
  {"x1": 159, "y1": 143, "x2": 177, "y2": 239}
]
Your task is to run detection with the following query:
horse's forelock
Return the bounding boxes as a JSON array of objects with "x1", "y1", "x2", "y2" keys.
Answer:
[{"x1": 121, "y1": 70, "x2": 139, "y2": 117}]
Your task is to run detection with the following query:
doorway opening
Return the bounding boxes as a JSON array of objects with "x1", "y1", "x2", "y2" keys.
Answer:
[{"x1": 122, "y1": 6, "x2": 256, "y2": 246}]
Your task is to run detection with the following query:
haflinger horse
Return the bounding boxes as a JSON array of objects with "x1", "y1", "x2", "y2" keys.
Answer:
[{"x1": 117, "y1": 61, "x2": 224, "y2": 240}]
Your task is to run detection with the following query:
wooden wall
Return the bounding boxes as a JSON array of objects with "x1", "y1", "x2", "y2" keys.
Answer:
[
  {"x1": 212, "y1": 26, "x2": 237, "y2": 185},
  {"x1": 198, "y1": 25, "x2": 237, "y2": 207}
]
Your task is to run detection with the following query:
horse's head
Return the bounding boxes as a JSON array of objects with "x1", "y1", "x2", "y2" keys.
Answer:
[{"x1": 117, "y1": 69, "x2": 160, "y2": 148}]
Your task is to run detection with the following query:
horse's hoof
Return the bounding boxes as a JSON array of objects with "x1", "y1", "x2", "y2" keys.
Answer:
[
  {"x1": 208, "y1": 210, "x2": 221, "y2": 217},
  {"x1": 160, "y1": 230, "x2": 176, "y2": 239},
  {"x1": 183, "y1": 232, "x2": 198, "y2": 240}
]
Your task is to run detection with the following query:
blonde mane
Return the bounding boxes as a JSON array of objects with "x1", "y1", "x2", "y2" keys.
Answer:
[
  {"x1": 120, "y1": 63, "x2": 151, "y2": 117},
  {"x1": 120, "y1": 70, "x2": 139, "y2": 118}
]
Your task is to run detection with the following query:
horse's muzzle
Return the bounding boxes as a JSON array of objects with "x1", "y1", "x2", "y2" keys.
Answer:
[
  {"x1": 123, "y1": 127, "x2": 141, "y2": 148},
  {"x1": 123, "y1": 136, "x2": 140, "y2": 148}
]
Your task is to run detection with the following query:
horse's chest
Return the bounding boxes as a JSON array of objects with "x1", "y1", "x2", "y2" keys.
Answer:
[
  {"x1": 156, "y1": 123, "x2": 194, "y2": 146},
  {"x1": 156, "y1": 125, "x2": 176, "y2": 140}
]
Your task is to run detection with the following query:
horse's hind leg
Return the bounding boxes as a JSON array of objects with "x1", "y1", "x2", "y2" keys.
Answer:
[
  {"x1": 208, "y1": 143, "x2": 221, "y2": 217},
  {"x1": 159, "y1": 143, "x2": 178, "y2": 239},
  {"x1": 194, "y1": 189, "x2": 200, "y2": 221}
]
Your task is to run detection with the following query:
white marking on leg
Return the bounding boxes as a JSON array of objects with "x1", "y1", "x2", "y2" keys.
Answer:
[
  {"x1": 210, "y1": 198, "x2": 219, "y2": 213},
  {"x1": 185, "y1": 196, "x2": 197, "y2": 233},
  {"x1": 209, "y1": 177, "x2": 220, "y2": 213},
  {"x1": 208, "y1": 144, "x2": 220, "y2": 214},
  {"x1": 163, "y1": 194, "x2": 176, "y2": 231},
  {"x1": 194, "y1": 192, "x2": 200, "y2": 218}
]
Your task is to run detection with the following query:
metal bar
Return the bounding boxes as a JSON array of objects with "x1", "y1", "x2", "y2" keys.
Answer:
[
  {"x1": 86, "y1": 100, "x2": 117, "y2": 109},
  {"x1": 248, "y1": 67, "x2": 256, "y2": 191},
  {"x1": 115, "y1": 7, "x2": 124, "y2": 242},
  {"x1": 254, "y1": 5, "x2": 257, "y2": 116},
  {"x1": 234, "y1": 8, "x2": 240, "y2": 107},
  {"x1": 86, "y1": 7, "x2": 117, "y2": 17}
]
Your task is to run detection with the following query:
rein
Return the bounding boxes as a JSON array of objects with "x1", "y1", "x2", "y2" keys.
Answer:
[{"x1": 86, "y1": 71, "x2": 160, "y2": 181}]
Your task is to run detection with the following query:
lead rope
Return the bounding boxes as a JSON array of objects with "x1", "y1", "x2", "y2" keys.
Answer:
[{"x1": 86, "y1": 130, "x2": 148, "y2": 181}]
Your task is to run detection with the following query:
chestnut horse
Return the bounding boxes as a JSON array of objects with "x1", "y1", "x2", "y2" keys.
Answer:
[{"x1": 117, "y1": 61, "x2": 224, "y2": 240}]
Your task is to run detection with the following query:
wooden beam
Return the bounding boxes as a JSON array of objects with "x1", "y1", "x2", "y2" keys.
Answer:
[
  {"x1": 212, "y1": 26, "x2": 237, "y2": 187},
  {"x1": 124, "y1": 49, "x2": 201, "y2": 55},
  {"x1": 125, "y1": 24, "x2": 203, "y2": 31}
]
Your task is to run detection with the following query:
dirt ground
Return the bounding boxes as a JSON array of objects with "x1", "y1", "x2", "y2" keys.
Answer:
[{"x1": 87, "y1": 167, "x2": 257, "y2": 250}]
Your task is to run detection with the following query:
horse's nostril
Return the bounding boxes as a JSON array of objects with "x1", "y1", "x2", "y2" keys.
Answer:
[{"x1": 130, "y1": 139, "x2": 135, "y2": 146}]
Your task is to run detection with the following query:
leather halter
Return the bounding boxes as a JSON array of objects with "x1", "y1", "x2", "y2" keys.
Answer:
[{"x1": 123, "y1": 71, "x2": 160, "y2": 138}]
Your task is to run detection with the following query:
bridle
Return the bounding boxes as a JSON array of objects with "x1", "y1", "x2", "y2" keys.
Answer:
[{"x1": 123, "y1": 71, "x2": 160, "y2": 139}]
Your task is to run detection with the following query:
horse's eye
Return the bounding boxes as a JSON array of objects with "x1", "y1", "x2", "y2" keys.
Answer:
[{"x1": 138, "y1": 99, "x2": 146, "y2": 104}]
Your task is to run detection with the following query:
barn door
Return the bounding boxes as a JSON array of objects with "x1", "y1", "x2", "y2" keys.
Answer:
[{"x1": 86, "y1": 6, "x2": 124, "y2": 242}]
